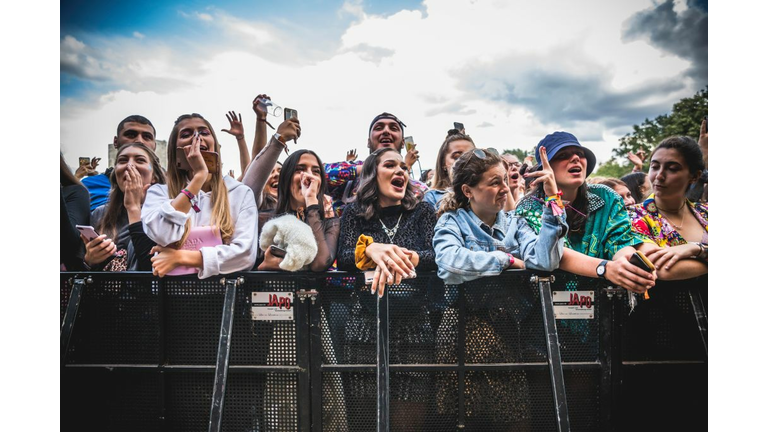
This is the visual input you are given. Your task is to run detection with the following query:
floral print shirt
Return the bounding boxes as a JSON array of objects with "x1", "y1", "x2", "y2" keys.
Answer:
[{"x1": 627, "y1": 194, "x2": 708, "y2": 247}]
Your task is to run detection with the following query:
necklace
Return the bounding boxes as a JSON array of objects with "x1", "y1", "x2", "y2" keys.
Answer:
[
  {"x1": 656, "y1": 200, "x2": 687, "y2": 230},
  {"x1": 379, "y1": 213, "x2": 402, "y2": 244}
]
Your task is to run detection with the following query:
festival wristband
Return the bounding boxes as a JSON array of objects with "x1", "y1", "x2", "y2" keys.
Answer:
[{"x1": 181, "y1": 188, "x2": 201, "y2": 213}]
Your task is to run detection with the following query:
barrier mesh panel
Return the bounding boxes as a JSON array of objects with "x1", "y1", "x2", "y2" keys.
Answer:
[
  {"x1": 461, "y1": 272, "x2": 547, "y2": 363},
  {"x1": 231, "y1": 276, "x2": 298, "y2": 366},
  {"x1": 165, "y1": 371, "x2": 214, "y2": 432},
  {"x1": 222, "y1": 371, "x2": 299, "y2": 432},
  {"x1": 65, "y1": 274, "x2": 160, "y2": 364},
  {"x1": 166, "y1": 277, "x2": 225, "y2": 365},
  {"x1": 550, "y1": 271, "x2": 603, "y2": 363},
  {"x1": 621, "y1": 277, "x2": 707, "y2": 361},
  {"x1": 61, "y1": 368, "x2": 162, "y2": 431}
]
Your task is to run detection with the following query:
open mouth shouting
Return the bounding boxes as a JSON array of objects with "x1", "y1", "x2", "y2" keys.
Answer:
[{"x1": 391, "y1": 175, "x2": 406, "y2": 193}]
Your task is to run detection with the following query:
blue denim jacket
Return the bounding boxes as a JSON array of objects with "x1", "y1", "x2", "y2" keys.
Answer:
[{"x1": 433, "y1": 206, "x2": 567, "y2": 285}]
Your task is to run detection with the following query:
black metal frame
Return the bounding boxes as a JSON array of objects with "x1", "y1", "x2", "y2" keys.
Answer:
[{"x1": 61, "y1": 270, "x2": 706, "y2": 432}]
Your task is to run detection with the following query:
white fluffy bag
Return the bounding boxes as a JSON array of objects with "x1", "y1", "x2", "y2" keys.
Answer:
[{"x1": 259, "y1": 214, "x2": 318, "y2": 271}]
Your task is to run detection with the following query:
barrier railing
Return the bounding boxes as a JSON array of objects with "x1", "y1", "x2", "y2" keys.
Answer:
[{"x1": 60, "y1": 270, "x2": 707, "y2": 432}]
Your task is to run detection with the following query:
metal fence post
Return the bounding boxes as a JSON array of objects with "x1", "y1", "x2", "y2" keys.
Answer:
[
  {"x1": 208, "y1": 276, "x2": 242, "y2": 432},
  {"x1": 377, "y1": 291, "x2": 390, "y2": 432},
  {"x1": 61, "y1": 275, "x2": 91, "y2": 366},
  {"x1": 534, "y1": 274, "x2": 571, "y2": 432},
  {"x1": 688, "y1": 286, "x2": 708, "y2": 356}
]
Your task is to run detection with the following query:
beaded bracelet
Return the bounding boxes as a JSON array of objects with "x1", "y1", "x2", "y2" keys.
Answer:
[{"x1": 543, "y1": 191, "x2": 565, "y2": 216}]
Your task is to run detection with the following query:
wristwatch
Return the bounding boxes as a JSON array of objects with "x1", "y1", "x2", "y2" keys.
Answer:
[{"x1": 596, "y1": 260, "x2": 608, "y2": 279}]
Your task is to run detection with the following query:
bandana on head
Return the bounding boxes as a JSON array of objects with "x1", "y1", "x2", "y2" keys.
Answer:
[{"x1": 368, "y1": 112, "x2": 407, "y2": 135}]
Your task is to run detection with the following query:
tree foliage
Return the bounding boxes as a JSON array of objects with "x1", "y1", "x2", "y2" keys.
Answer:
[
  {"x1": 502, "y1": 148, "x2": 531, "y2": 161},
  {"x1": 595, "y1": 88, "x2": 708, "y2": 178}
]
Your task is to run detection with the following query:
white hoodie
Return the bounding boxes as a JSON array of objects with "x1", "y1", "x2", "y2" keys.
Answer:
[{"x1": 142, "y1": 175, "x2": 258, "y2": 279}]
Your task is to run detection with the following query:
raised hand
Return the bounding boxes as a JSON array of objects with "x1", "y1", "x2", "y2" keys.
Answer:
[
  {"x1": 183, "y1": 132, "x2": 209, "y2": 178},
  {"x1": 524, "y1": 146, "x2": 558, "y2": 196},
  {"x1": 122, "y1": 163, "x2": 147, "y2": 212},
  {"x1": 627, "y1": 150, "x2": 646, "y2": 171},
  {"x1": 221, "y1": 111, "x2": 244, "y2": 138},
  {"x1": 90, "y1": 157, "x2": 102, "y2": 171},
  {"x1": 300, "y1": 172, "x2": 320, "y2": 206},
  {"x1": 252, "y1": 94, "x2": 271, "y2": 118},
  {"x1": 405, "y1": 147, "x2": 419, "y2": 169},
  {"x1": 346, "y1": 149, "x2": 358, "y2": 162},
  {"x1": 276, "y1": 118, "x2": 301, "y2": 143}
]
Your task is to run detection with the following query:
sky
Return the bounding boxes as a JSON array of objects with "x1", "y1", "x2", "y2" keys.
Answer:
[{"x1": 59, "y1": 0, "x2": 708, "y2": 177}]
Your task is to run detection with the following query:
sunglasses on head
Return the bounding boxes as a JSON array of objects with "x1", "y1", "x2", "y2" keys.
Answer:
[{"x1": 471, "y1": 148, "x2": 499, "y2": 159}]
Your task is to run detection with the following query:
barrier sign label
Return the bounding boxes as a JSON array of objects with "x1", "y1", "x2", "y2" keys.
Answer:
[
  {"x1": 251, "y1": 292, "x2": 294, "y2": 321},
  {"x1": 552, "y1": 291, "x2": 594, "y2": 319}
]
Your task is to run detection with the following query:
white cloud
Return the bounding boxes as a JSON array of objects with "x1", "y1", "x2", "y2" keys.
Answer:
[
  {"x1": 133, "y1": 31, "x2": 145, "y2": 39},
  {"x1": 61, "y1": 0, "x2": 704, "y2": 175}
]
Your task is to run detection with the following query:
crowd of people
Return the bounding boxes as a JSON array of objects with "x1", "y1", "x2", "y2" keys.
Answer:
[{"x1": 61, "y1": 94, "x2": 709, "y2": 292}]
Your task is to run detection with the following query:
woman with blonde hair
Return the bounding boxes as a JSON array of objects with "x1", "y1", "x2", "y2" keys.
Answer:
[{"x1": 142, "y1": 113, "x2": 258, "y2": 278}]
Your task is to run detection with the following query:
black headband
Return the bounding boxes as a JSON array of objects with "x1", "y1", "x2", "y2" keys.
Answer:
[{"x1": 368, "y1": 112, "x2": 406, "y2": 134}]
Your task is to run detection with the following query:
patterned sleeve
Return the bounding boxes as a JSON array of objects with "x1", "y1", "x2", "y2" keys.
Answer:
[
  {"x1": 601, "y1": 194, "x2": 646, "y2": 257},
  {"x1": 324, "y1": 161, "x2": 362, "y2": 199},
  {"x1": 513, "y1": 196, "x2": 545, "y2": 235},
  {"x1": 626, "y1": 205, "x2": 660, "y2": 245}
]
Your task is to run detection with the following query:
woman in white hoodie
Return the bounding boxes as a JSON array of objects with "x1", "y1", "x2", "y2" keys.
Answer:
[{"x1": 142, "y1": 113, "x2": 258, "y2": 278}]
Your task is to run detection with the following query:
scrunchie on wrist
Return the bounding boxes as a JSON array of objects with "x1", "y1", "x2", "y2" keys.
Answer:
[{"x1": 355, "y1": 234, "x2": 377, "y2": 270}]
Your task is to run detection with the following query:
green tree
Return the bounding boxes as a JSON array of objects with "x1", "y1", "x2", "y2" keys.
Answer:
[
  {"x1": 502, "y1": 148, "x2": 531, "y2": 161},
  {"x1": 597, "y1": 88, "x2": 708, "y2": 177}
]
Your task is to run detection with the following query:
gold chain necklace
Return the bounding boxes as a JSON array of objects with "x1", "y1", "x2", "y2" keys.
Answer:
[{"x1": 656, "y1": 200, "x2": 687, "y2": 230}]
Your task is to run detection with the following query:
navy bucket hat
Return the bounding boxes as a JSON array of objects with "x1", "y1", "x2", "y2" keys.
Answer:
[{"x1": 535, "y1": 131, "x2": 597, "y2": 176}]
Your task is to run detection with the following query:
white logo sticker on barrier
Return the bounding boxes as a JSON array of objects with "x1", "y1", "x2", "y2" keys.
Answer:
[
  {"x1": 552, "y1": 291, "x2": 594, "y2": 319},
  {"x1": 250, "y1": 292, "x2": 294, "y2": 321}
]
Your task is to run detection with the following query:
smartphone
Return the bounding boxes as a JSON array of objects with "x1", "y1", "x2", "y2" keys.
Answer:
[
  {"x1": 629, "y1": 251, "x2": 655, "y2": 273},
  {"x1": 269, "y1": 245, "x2": 287, "y2": 258},
  {"x1": 284, "y1": 108, "x2": 298, "y2": 121},
  {"x1": 453, "y1": 122, "x2": 464, "y2": 131},
  {"x1": 364, "y1": 270, "x2": 376, "y2": 286},
  {"x1": 175, "y1": 148, "x2": 220, "y2": 174},
  {"x1": 404, "y1": 136, "x2": 415, "y2": 152},
  {"x1": 79, "y1": 157, "x2": 91, "y2": 167},
  {"x1": 76, "y1": 225, "x2": 100, "y2": 242}
]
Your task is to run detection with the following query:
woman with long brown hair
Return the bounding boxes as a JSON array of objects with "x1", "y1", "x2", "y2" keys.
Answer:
[
  {"x1": 142, "y1": 113, "x2": 258, "y2": 278},
  {"x1": 82, "y1": 143, "x2": 165, "y2": 271}
]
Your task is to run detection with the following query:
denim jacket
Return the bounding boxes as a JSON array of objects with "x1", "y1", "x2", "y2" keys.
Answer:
[{"x1": 433, "y1": 206, "x2": 567, "y2": 285}]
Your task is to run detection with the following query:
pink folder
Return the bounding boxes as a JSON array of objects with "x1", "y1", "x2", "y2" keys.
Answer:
[{"x1": 166, "y1": 226, "x2": 223, "y2": 276}]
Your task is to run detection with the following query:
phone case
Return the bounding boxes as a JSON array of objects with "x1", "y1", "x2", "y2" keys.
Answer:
[
  {"x1": 270, "y1": 245, "x2": 287, "y2": 258},
  {"x1": 176, "y1": 149, "x2": 220, "y2": 174},
  {"x1": 629, "y1": 251, "x2": 655, "y2": 272}
]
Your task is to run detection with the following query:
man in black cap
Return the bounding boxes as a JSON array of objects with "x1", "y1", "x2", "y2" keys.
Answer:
[{"x1": 324, "y1": 112, "x2": 427, "y2": 216}]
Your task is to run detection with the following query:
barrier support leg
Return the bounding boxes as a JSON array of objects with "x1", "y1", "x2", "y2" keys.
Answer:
[
  {"x1": 688, "y1": 287, "x2": 708, "y2": 356},
  {"x1": 377, "y1": 292, "x2": 390, "y2": 432},
  {"x1": 208, "y1": 277, "x2": 242, "y2": 432},
  {"x1": 534, "y1": 275, "x2": 571, "y2": 432},
  {"x1": 61, "y1": 275, "x2": 90, "y2": 366}
]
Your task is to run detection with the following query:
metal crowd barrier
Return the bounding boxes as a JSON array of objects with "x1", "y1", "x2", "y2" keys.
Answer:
[{"x1": 60, "y1": 270, "x2": 707, "y2": 432}]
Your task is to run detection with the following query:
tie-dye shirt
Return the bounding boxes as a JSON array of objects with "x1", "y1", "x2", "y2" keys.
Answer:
[
  {"x1": 515, "y1": 184, "x2": 645, "y2": 259},
  {"x1": 627, "y1": 194, "x2": 708, "y2": 247}
]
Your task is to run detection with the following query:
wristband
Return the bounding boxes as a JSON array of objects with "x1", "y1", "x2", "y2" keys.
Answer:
[
  {"x1": 544, "y1": 191, "x2": 565, "y2": 216},
  {"x1": 181, "y1": 188, "x2": 201, "y2": 213},
  {"x1": 506, "y1": 253, "x2": 516, "y2": 269},
  {"x1": 259, "y1": 118, "x2": 275, "y2": 130}
]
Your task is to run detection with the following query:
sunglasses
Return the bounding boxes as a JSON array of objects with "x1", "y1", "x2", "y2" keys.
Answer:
[{"x1": 471, "y1": 148, "x2": 500, "y2": 159}]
